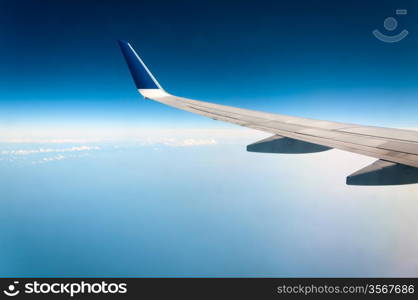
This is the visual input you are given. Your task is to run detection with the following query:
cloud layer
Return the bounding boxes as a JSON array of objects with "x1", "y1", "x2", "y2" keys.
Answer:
[{"x1": 1, "y1": 146, "x2": 100, "y2": 156}]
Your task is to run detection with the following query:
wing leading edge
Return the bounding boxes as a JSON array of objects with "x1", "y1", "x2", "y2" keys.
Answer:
[{"x1": 118, "y1": 40, "x2": 418, "y2": 185}]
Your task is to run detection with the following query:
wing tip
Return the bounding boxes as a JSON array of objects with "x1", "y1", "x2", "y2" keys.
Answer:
[{"x1": 118, "y1": 40, "x2": 162, "y2": 90}]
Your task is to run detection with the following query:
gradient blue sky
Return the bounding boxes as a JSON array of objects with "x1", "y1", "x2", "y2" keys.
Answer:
[
  {"x1": 1, "y1": 0, "x2": 418, "y2": 130},
  {"x1": 1, "y1": 0, "x2": 418, "y2": 277}
]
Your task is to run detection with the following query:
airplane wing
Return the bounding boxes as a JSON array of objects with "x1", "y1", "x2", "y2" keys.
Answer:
[{"x1": 118, "y1": 40, "x2": 418, "y2": 186}]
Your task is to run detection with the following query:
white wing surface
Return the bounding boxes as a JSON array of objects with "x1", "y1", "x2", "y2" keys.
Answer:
[{"x1": 119, "y1": 40, "x2": 418, "y2": 185}]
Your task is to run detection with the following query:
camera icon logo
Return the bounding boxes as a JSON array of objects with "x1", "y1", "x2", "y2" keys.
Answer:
[
  {"x1": 3, "y1": 281, "x2": 20, "y2": 297},
  {"x1": 373, "y1": 9, "x2": 409, "y2": 43}
]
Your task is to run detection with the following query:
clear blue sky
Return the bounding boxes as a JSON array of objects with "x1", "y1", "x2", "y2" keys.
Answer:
[{"x1": 1, "y1": 0, "x2": 418, "y2": 129}]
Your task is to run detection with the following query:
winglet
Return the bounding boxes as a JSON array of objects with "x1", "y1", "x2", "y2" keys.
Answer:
[{"x1": 118, "y1": 40, "x2": 162, "y2": 90}]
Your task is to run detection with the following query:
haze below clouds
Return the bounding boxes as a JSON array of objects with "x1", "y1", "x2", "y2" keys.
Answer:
[{"x1": 0, "y1": 128, "x2": 417, "y2": 277}]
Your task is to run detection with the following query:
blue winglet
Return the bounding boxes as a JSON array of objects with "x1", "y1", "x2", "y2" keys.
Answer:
[{"x1": 118, "y1": 40, "x2": 162, "y2": 90}]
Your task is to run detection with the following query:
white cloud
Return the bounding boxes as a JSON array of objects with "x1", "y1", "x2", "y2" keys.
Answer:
[
  {"x1": 1, "y1": 139, "x2": 101, "y2": 144},
  {"x1": 174, "y1": 138, "x2": 217, "y2": 147},
  {"x1": 1, "y1": 146, "x2": 100, "y2": 156},
  {"x1": 41, "y1": 155, "x2": 66, "y2": 162},
  {"x1": 31, "y1": 154, "x2": 81, "y2": 164},
  {"x1": 0, "y1": 128, "x2": 268, "y2": 165},
  {"x1": 0, "y1": 127, "x2": 264, "y2": 144},
  {"x1": 138, "y1": 138, "x2": 218, "y2": 147}
]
